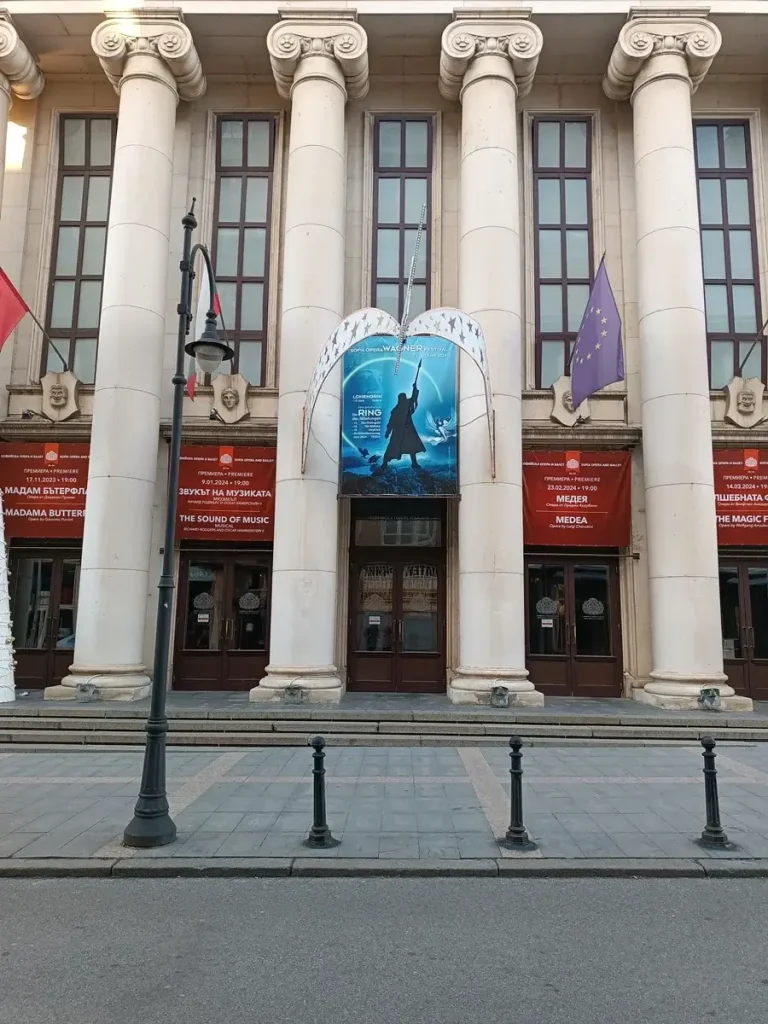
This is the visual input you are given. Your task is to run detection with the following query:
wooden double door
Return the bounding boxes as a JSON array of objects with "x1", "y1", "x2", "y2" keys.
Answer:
[
  {"x1": 719, "y1": 558, "x2": 768, "y2": 701},
  {"x1": 348, "y1": 550, "x2": 446, "y2": 693},
  {"x1": 9, "y1": 548, "x2": 80, "y2": 690},
  {"x1": 525, "y1": 554, "x2": 623, "y2": 697},
  {"x1": 174, "y1": 551, "x2": 271, "y2": 690}
]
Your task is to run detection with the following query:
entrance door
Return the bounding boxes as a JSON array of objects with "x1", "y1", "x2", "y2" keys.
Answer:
[
  {"x1": 9, "y1": 550, "x2": 81, "y2": 689},
  {"x1": 348, "y1": 552, "x2": 445, "y2": 692},
  {"x1": 525, "y1": 556, "x2": 622, "y2": 697},
  {"x1": 719, "y1": 560, "x2": 768, "y2": 700},
  {"x1": 174, "y1": 554, "x2": 271, "y2": 690}
]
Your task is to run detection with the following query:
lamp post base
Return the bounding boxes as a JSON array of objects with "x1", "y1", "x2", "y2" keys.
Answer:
[{"x1": 123, "y1": 805, "x2": 177, "y2": 848}]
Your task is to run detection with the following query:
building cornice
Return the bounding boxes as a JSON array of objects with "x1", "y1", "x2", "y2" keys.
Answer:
[
  {"x1": 604, "y1": 8, "x2": 721, "y2": 100},
  {"x1": 439, "y1": 10, "x2": 543, "y2": 101},
  {"x1": 92, "y1": 8, "x2": 205, "y2": 100},
  {"x1": 267, "y1": 9, "x2": 368, "y2": 101},
  {"x1": 0, "y1": 10, "x2": 44, "y2": 100}
]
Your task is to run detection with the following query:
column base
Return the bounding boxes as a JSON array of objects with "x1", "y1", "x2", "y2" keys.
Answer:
[
  {"x1": 48, "y1": 667, "x2": 151, "y2": 702},
  {"x1": 250, "y1": 666, "x2": 345, "y2": 705},
  {"x1": 636, "y1": 674, "x2": 753, "y2": 712},
  {"x1": 448, "y1": 669, "x2": 545, "y2": 707}
]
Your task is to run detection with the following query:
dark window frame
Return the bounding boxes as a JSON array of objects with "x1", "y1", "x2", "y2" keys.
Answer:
[
  {"x1": 694, "y1": 119, "x2": 765, "y2": 387},
  {"x1": 210, "y1": 114, "x2": 276, "y2": 388},
  {"x1": 371, "y1": 116, "x2": 434, "y2": 321},
  {"x1": 532, "y1": 116, "x2": 594, "y2": 389},
  {"x1": 43, "y1": 114, "x2": 116, "y2": 382}
]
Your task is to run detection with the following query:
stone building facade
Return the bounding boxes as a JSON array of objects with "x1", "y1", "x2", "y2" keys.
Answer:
[{"x1": 0, "y1": 1, "x2": 766, "y2": 711}]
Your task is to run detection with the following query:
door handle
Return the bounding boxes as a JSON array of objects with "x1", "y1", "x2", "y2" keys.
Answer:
[
  {"x1": 571, "y1": 621, "x2": 577, "y2": 652},
  {"x1": 563, "y1": 620, "x2": 571, "y2": 651},
  {"x1": 397, "y1": 619, "x2": 402, "y2": 646},
  {"x1": 223, "y1": 618, "x2": 232, "y2": 643},
  {"x1": 748, "y1": 626, "x2": 755, "y2": 650}
]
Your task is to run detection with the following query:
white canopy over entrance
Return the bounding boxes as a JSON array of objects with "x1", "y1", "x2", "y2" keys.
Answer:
[{"x1": 302, "y1": 306, "x2": 496, "y2": 476}]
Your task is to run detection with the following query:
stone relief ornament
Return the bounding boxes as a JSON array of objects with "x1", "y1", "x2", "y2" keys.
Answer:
[
  {"x1": 724, "y1": 376, "x2": 767, "y2": 429},
  {"x1": 439, "y1": 15, "x2": 543, "y2": 101},
  {"x1": 604, "y1": 13, "x2": 721, "y2": 100},
  {"x1": 41, "y1": 371, "x2": 80, "y2": 423},
  {"x1": 91, "y1": 13, "x2": 205, "y2": 100},
  {"x1": 551, "y1": 374, "x2": 590, "y2": 427},
  {"x1": 212, "y1": 373, "x2": 249, "y2": 424},
  {"x1": 301, "y1": 307, "x2": 497, "y2": 477},
  {"x1": 267, "y1": 15, "x2": 368, "y2": 100},
  {"x1": 0, "y1": 12, "x2": 45, "y2": 100}
]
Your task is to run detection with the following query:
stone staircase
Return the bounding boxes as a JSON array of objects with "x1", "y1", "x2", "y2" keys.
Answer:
[{"x1": 1, "y1": 704, "x2": 767, "y2": 747}]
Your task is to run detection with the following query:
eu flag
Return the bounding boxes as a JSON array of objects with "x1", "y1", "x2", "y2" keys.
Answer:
[{"x1": 570, "y1": 258, "x2": 624, "y2": 408}]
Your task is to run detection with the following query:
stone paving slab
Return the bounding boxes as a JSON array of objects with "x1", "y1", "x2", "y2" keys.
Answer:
[
  {"x1": 0, "y1": 744, "x2": 767, "y2": 865},
  {"x1": 7, "y1": 691, "x2": 768, "y2": 723}
]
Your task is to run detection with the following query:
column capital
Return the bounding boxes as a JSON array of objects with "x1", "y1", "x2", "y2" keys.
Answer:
[
  {"x1": 0, "y1": 10, "x2": 44, "y2": 101},
  {"x1": 267, "y1": 10, "x2": 369, "y2": 100},
  {"x1": 603, "y1": 8, "x2": 721, "y2": 101},
  {"x1": 92, "y1": 9, "x2": 205, "y2": 100},
  {"x1": 439, "y1": 10, "x2": 543, "y2": 102}
]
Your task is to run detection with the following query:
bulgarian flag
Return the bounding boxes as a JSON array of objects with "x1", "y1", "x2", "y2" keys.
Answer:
[
  {"x1": 0, "y1": 268, "x2": 29, "y2": 352},
  {"x1": 187, "y1": 274, "x2": 223, "y2": 400}
]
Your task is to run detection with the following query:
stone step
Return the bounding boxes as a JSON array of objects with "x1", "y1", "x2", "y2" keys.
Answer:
[{"x1": 0, "y1": 716, "x2": 766, "y2": 745}]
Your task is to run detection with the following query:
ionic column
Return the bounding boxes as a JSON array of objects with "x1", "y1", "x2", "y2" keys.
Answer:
[
  {"x1": 440, "y1": 15, "x2": 544, "y2": 706},
  {"x1": 604, "y1": 12, "x2": 749, "y2": 710},
  {"x1": 252, "y1": 14, "x2": 368, "y2": 704},
  {"x1": 0, "y1": 13, "x2": 44, "y2": 214},
  {"x1": 51, "y1": 15, "x2": 205, "y2": 701}
]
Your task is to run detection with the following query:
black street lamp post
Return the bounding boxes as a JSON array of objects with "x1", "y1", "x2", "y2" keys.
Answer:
[{"x1": 124, "y1": 202, "x2": 234, "y2": 848}]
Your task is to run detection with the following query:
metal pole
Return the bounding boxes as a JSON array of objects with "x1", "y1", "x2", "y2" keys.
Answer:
[
  {"x1": 304, "y1": 736, "x2": 340, "y2": 849},
  {"x1": 698, "y1": 736, "x2": 731, "y2": 848},
  {"x1": 500, "y1": 736, "x2": 537, "y2": 852},
  {"x1": 123, "y1": 205, "x2": 198, "y2": 847}
]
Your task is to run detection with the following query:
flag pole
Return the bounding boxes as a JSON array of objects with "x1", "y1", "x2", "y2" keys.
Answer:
[
  {"x1": 736, "y1": 314, "x2": 768, "y2": 377},
  {"x1": 567, "y1": 251, "x2": 606, "y2": 373},
  {"x1": 24, "y1": 306, "x2": 70, "y2": 373}
]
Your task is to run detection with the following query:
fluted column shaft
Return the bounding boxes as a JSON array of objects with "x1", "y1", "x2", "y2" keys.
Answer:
[
  {"x1": 54, "y1": 16, "x2": 205, "y2": 700},
  {"x1": 604, "y1": 12, "x2": 750, "y2": 710},
  {"x1": 441, "y1": 17, "x2": 544, "y2": 706},
  {"x1": 253, "y1": 15, "x2": 368, "y2": 703}
]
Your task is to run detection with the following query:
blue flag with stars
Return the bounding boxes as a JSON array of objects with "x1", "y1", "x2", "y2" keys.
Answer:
[{"x1": 570, "y1": 258, "x2": 624, "y2": 408}]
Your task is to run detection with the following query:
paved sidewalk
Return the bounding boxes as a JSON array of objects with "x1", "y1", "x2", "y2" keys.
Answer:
[{"x1": 1, "y1": 743, "x2": 768, "y2": 865}]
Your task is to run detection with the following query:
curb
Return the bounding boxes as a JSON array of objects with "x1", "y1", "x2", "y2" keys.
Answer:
[{"x1": 2, "y1": 857, "x2": 768, "y2": 879}]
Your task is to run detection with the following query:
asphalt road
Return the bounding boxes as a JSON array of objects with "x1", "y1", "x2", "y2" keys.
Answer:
[{"x1": 1, "y1": 878, "x2": 766, "y2": 1024}]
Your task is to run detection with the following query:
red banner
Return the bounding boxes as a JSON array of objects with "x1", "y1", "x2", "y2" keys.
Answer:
[
  {"x1": 715, "y1": 448, "x2": 768, "y2": 545},
  {"x1": 0, "y1": 442, "x2": 89, "y2": 538},
  {"x1": 176, "y1": 445, "x2": 276, "y2": 541},
  {"x1": 523, "y1": 450, "x2": 631, "y2": 547}
]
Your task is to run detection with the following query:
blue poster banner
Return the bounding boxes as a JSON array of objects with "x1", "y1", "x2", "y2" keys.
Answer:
[{"x1": 340, "y1": 335, "x2": 458, "y2": 496}]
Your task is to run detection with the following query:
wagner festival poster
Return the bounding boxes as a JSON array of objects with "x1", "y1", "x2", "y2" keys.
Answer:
[{"x1": 340, "y1": 335, "x2": 458, "y2": 496}]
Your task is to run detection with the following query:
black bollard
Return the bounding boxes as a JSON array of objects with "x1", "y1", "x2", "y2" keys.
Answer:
[
  {"x1": 697, "y1": 736, "x2": 731, "y2": 848},
  {"x1": 304, "y1": 736, "x2": 340, "y2": 849},
  {"x1": 499, "y1": 736, "x2": 537, "y2": 852}
]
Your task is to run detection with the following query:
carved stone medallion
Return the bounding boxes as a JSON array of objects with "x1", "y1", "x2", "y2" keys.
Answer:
[
  {"x1": 550, "y1": 375, "x2": 590, "y2": 427},
  {"x1": 212, "y1": 372, "x2": 249, "y2": 424},
  {"x1": 723, "y1": 376, "x2": 766, "y2": 429},
  {"x1": 41, "y1": 370, "x2": 79, "y2": 422}
]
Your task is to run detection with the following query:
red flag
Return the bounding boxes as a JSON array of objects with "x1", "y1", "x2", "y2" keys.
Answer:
[
  {"x1": 186, "y1": 373, "x2": 196, "y2": 400},
  {"x1": 0, "y1": 268, "x2": 28, "y2": 351}
]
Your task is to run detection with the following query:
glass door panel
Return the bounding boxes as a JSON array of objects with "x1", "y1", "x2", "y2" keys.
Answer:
[
  {"x1": 231, "y1": 563, "x2": 269, "y2": 651},
  {"x1": 356, "y1": 564, "x2": 394, "y2": 652},
  {"x1": 183, "y1": 562, "x2": 225, "y2": 651},
  {"x1": 527, "y1": 562, "x2": 566, "y2": 655},
  {"x1": 11, "y1": 558, "x2": 54, "y2": 649},
  {"x1": 400, "y1": 563, "x2": 438, "y2": 653},
  {"x1": 573, "y1": 564, "x2": 612, "y2": 657},
  {"x1": 55, "y1": 559, "x2": 80, "y2": 649},
  {"x1": 747, "y1": 567, "x2": 768, "y2": 659},
  {"x1": 719, "y1": 565, "x2": 744, "y2": 660}
]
